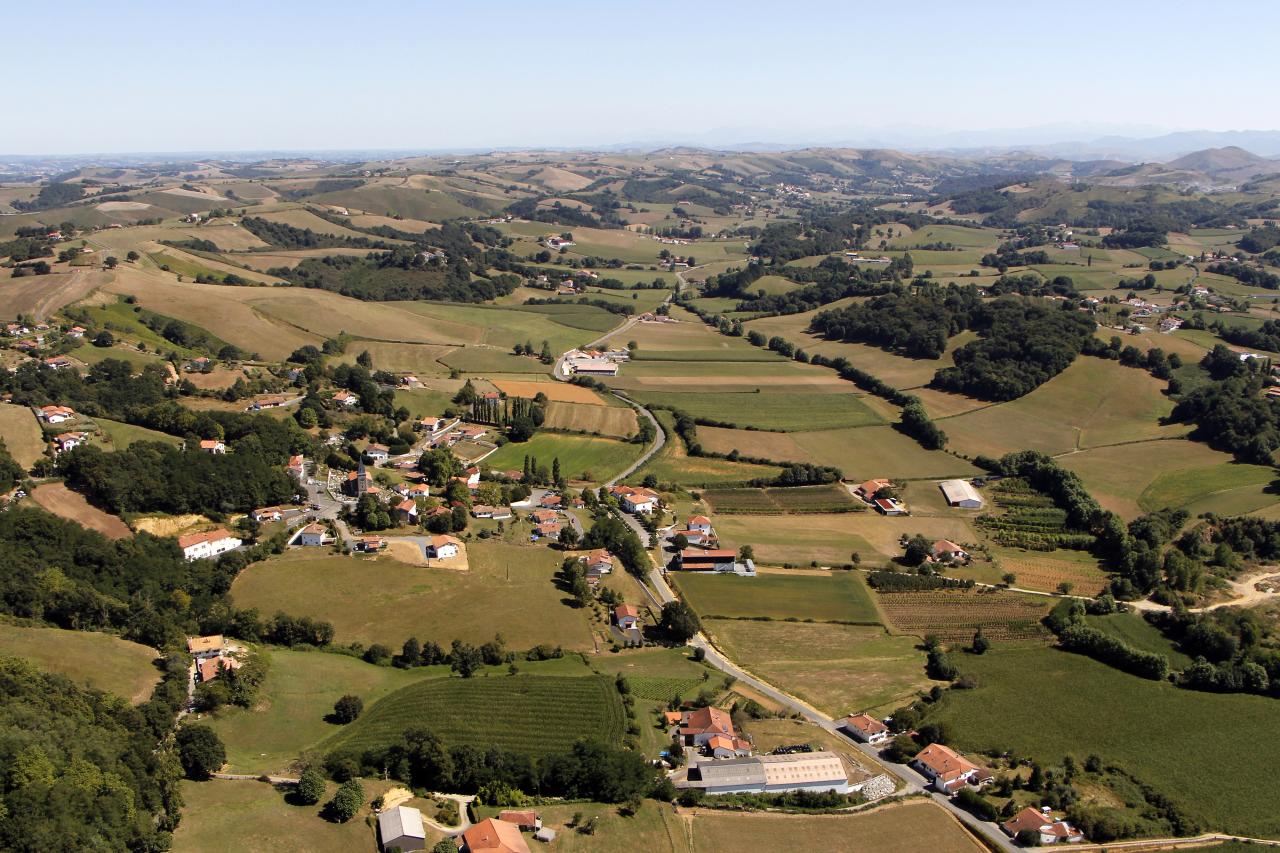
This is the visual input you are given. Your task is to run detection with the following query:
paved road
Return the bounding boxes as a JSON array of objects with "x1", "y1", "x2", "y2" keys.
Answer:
[{"x1": 604, "y1": 391, "x2": 665, "y2": 488}]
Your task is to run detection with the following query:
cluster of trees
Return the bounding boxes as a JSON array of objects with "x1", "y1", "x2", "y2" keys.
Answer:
[
  {"x1": 811, "y1": 290, "x2": 973, "y2": 359},
  {"x1": 0, "y1": 235, "x2": 54, "y2": 263},
  {"x1": 1217, "y1": 319, "x2": 1280, "y2": 354},
  {"x1": 1206, "y1": 261, "x2": 1280, "y2": 290},
  {"x1": 980, "y1": 246, "x2": 1050, "y2": 269},
  {"x1": 931, "y1": 299, "x2": 1098, "y2": 401},
  {"x1": 0, "y1": 657, "x2": 184, "y2": 851},
  {"x1": 1238, "y1": 225, "x2": 1280, "y2": 254},
  {"x1": 11, "y1": 181, "x2": 85, "y2": 211},
  {"x1": 1047, "y1": 600, "x2": 1170, "y2": 679},
  {"x1": 1170, "y1": 372, "x2": 1280, "y2": 463},
  {"x1": 898, "y1": 400, "x2": 948, "y2": 450},
  {"x1": 240, "y1": 216, "x2": 390, "y2": 250},
  {"x1": 328, "y1": 729, "x2": 655, "y2": 804},
  {"x1": 581, "y1": 515, "x2": 650, "y2": 579},
  {"x1": 866, "y1": 571, "x2": 975, "y2": 591},
  {"x1": 61, "y1": 442, "x2": 298, "y2": 517},
  {"x1": 271, "y1": 248, "x2": 516, "y2": 303},
  {"x1": 986, "y1": 272, "x2": 1078, "y2": 298}
]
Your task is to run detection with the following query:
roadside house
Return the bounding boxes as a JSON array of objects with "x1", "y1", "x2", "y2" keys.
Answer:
[
  {"x1": 854, "y1": 478, "x2": 891, "y2": 503},
  {"x1": 614, "y1": 603, "x2": 640, "y2": 630},
  {"x1": 1002, "y1": 806, "x2": 1085, "y2": 845},
  {"x1": 296, "y1": 522, "x2": 327, "y2": 547},
  {"x1": 426, "y1": 535, "x2": 462, "y2": 559},
  {"x1": 911, "y1": 743, "x2": 982, "y2": 793},
  {"x1": 931, "y1": 539, "x2": 969, "y2": 563},
  {"x1": 842, "y1": 713, "x2": 890, "y2": 744},
  {"x1": 461, "y1": 817, "x2": 530, "y2": 853}
]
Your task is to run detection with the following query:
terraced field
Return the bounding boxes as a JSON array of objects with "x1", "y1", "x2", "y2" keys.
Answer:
[{"x1": 323, "y1": 674, "x2": 625, "y2": 757}]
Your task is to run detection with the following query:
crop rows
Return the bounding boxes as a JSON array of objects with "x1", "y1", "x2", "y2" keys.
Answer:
[
  {"x1": 876, "y1": 589, "x2": 1053, "y2": 643},
  {"x1": 324, "y1": 675, "x2": 625, "y2": 757},
  {"x1": 626, "y1": 676, "x2": 706, "y2": 702},
  {"x1": 704, "y1": 484, "x2": 858, "y2": 515}
]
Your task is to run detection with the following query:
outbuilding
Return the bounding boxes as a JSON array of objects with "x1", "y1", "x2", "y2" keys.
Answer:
[
  {"x1": 377, "y1": 805, "x2": 426, "y2": 852},
  {"x1": 939, "y1": 479, "x2": 983, "y2": 508}
]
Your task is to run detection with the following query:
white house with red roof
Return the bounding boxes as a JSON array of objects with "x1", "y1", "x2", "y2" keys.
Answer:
[
  {"x1": 842, "y1": 713, "x2": 890, "y2": 744},
  {"x1": 1002, "y1": 807, "x2": 1085, "y2": 844},
  {"x1": 931, "y1": 540, "x2": 969, "y2": 563},
  {"x1": 53, "y1": 431, "x2": 88, "y2": 453},
  {"x1": 911, "y1": 743, "x2": 982, "y2": 793},
  {"x1": 198, "y1": 439, "x2": 226, "y2": 454},
  {"x1": 332, "y1": 390, "x2": 358, "y2": 407},
  {"x1": 38, "y1": 405, "x2": 76, "y2": 424},
  {"x1": 427, "y1": 535, "x2": 462, "y2": 559},
  {"x1": 611, "y1": 484, "x2": 660, "y2": 514},
  {"x1": 614, "y1": 603, "x2": 640, "y2": 631},
  {"x1": 178, "y1": 529, "x2": 241, "y2": 561}
]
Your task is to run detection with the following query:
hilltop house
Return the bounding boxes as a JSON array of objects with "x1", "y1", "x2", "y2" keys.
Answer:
[
  {"x1": 38, "y1": 404, "x2": 76, "y2": 424},
  {"x1": 911, "y1": 743, "x2": 983, "y2": 793},
  {"x1": 842, "y1": 713, "x2": 890, "y2": 744},
  {"x1": 1002, "y1": 807, "x2": 1085, "y2": 845},
  {"x1": 178, "y1": 529, "x2": 241, "y2": 561},
  {"x1": 378, "y1": 805, "x2": 427, "y2": 852},
  {"x1": 939, "y1": 479, "x2": 983, "y2": 508},
  {"x1": 186, "y1": 635, "x2": 224, "y2": 660}
]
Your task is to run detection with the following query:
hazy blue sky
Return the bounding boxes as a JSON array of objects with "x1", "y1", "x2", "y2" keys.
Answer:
[{"x1": 7, "y1": 0, "x2": 1278, "y2": 154}]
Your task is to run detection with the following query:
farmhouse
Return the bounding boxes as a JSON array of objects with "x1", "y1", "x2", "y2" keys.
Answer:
[
  {"x1": 931, "y1": 539, "x2": 969, "y2": 563},
  {"x1": 198, "y1": 439, "x2": 226, "y2": 455},
  {"x1": 705, "y1": 733, "x2": 753, "y2": 759},
  {"x1": 251, "y1": 507, "x2": 284, "y2": 522},
  {"x1": 539, "y1": 493, "x2": 562, "y2": 509},
  {"x1": 332, "y1": 390, "x2": 358, "y2": 407},
  {"x1": 687, "y1": 751, "x2": 850, "y2": 796},
  {"x1": 178, "y1": 529, "x2": 241, "y2": 561},
  {"x1": 461, "y1": 817, "x2": 530, "y2": 853},
  {"x1": 676, "y1": 706, "x2": 737, "y2": 747},
  {"x1": 196, "y1": 655, "x2": 241, "y2": 683},
  {"x1": 42, "y1": 356, "x2": 74, "y2": 371},
  {"x1": 842, "y1": 713, "x2": 890, "y2": 744},
  {"x1": 458, "y1": 426, "x2": 488, "y2": 442},
  {"x1": 296, "y1": 522, "x2": 328, "y2": 547},
  {"x1": 612, "y1": 484, "x2": 660, "y2": 514},
  {"x1": 912, "y1": 743, "x2": 982, "y2": 793},
  {"x1": 939, "y1": 479, "x2": 983, "y2": 508},
  {"x1": 357, "y1": 536, "x2": 386, "y2": 552},
  {"x1": 875, "y1": 497, "x2": 907, "y2": 516},
  {"x1": 417, "y1": 416, "x2": 447, "y2": 433},
  {"x1": 426, "y1": 535, "x2": 462, "y2": 559},
  {"x1": 471, "y1": 504, "x2": 496, "y2": 518},
  {"x1": 854, "y1": 478, "x2": 891, "y2": 502},
  {"x1": 682, "y1": 515, "x2": 718, "y2": 545},
  {"x1": 53, "y1": 431, "x2": 88, "y2": 453},
  {"x1": 249, "y1": 395, "x2": 286, "y2": 411},
  {"x1": 364, "y1": 443, "x2": 390, "y2": 463},
  {"x1": 531, "y1": 509, "x2": 559, "y2": 525},
  {"x1": 377, "y1": 805, "x2": 427, "y2": 852},
  {"x1": 676, "y1": 549, "x2": 738, "y2": 573},
  {"x1": 1002, "y1": 806, "x2": 1085, "y2": 845},
  {"x1": 614, "y1": 603, "x2": 640, "y2": 630},
  {"x1": 38, "y1": 404, "x2": 76, "y2": 424},
  {"x1": 498, "y1": 810, "x2": 541, "y2": 831},
  {"x1": 569, "y1": 358, "x2": 619, "y2": 376}
]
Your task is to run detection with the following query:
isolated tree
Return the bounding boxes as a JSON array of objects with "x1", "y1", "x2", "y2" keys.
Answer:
[
  {"x1": 558, "y1": 524, "x2": 580, "y2": 549},
  {"x1": 738, "y1": 544, "x2": 754, "y2": 562},
  {"x1": 539, "y1": 340, "x2": 553, "y2": 363},
  {"x1": 104, "y1": 256, "x2": 119, "y2": 269},
  {"x1": 93, "y1": 330, "x2": 114, "y2": 347},
  {"x1": 660, "y1": 600, "x2": 701, "y2": 643},
  {"x1": 326, "y1": 778, "x2": 364, "y2": 822},
  {"x1": 671, "y1": 533, "x2": 689, "y2": 550},
  {"x1": 126, "y1": 250, "x2": 140, "y2": 262},
  {"x1": 296, "y1": 766, "x2": 326, "y2": 805},
  {"x1": 971, "y1": 629, "x2": 990, "y2": 655},
  {"x1": 332, "y1": 694, "x2": 364, "y2": 724},
  {"x1": 176, "y1": 725, "x2": 225, "y2": 780},
  {"x1": 450, "y1": 640, "x2": 484, "y2": 678},
  {"x1": 1001, "y1": 572, "x2": 1017, "y2": 587}
]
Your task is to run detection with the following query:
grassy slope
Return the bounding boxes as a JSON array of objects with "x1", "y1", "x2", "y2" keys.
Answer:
[
  {"x1": 627, "y1": 389, "x2": 886, "y2": 431},
  {"x1": 0, "y1": 405, "x2": 44, "y2": 468},
  {"x1": 0, "y1": 622, "x2": 158, "y2": 702},
  {"x1": 229, "y1": 544, "x2": 594, "y2": 651},
  {"x1": 483, "y1": 432, "x2": 643, "y2": 483},
  {"x1": 933, "y1": 645, "x2": 1280, "y2": 838}
]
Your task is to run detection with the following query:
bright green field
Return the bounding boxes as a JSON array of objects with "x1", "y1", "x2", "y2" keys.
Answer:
[
  {"x1": 933, "y1": 645, "x2": 1280, "y2": 838},
  {"x1": 628, "y1": 390, "x2": 887, "y2": 431},
  {"x1": 323, "y1": 674, "x2": 626, "y2": 758},
  {"x1": 95, "y1": 417, "x2": 182, "y2": 450},
  {"x1": 633, "y1": 412, "x2": 782, "y2": 488},
  {"x1": 673, "y1": 570, "x2": 880, "y2": 623},
  {"x1": 483, "y1": 432, "x2": 644, "y2": 482},
  {"x1": 1139, "y1": 462, "x2": 1277, "y2": 514},
  {"x1": 394, "y1": 301, "x2": 622, "y2": 355},
  {"x1": 1084, "y1": 613, "x2": 1194, "y2": 670}
]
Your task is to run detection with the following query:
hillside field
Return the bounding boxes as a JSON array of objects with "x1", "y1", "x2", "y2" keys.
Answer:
[
  {"x1": 0, "y1": 404, "x2": 44, "y2": 468},
  {"x1": 673, "y1": 570, "x2": 880, "y2": 622},
  {"x1": 323, "y1": 674, "x2": 626, "y2": 758},
  {"x1": 30, "y1": 482, "x2": 132, "y2": 539},
  {"x1": 0, "y1": 622, "x2": 159, "y2": 702}
]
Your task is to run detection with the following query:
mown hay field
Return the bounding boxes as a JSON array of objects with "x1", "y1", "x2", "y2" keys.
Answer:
[
  {"x1": 323, "y1": 674, "x2": 626, "y2": 758},
  {"x1": 543, "y1": 401, "x2": 638, "y2": 438},
  {"x1": 707, "y1": 619, "x2": 939, "y2": 717},
  {"x1": 628, "y1": 390, "x2": 886, "y2": 431},
  {"x1": 492, "y1": 378, "x2": 606, "y2": 404},
  {"x1": 934, "y1": 645, "x2": 1280, "y2": 839},
  {"x1": 711, "y1": 512, "x2": 978, "y2": 566},
  {"x1": 30, "y1": 482, "x2": 131, "y2": 539},
  {"x1": 695, "y1": 424, "x2": 981, "y2": 481},
  {"x1": 673, "y1": 570, "x2": 879, "y2": 622},
  {"x1": 332, "y1": 341, "x2": 458, "y2": 375},
  {"x1": 702, "y1": 483, "x2": 859, "y2": 514},
  {"x1": 634, "y1": 412, "x2": 782, "y2": 488},
  {"x1": 876, "y1": 588, "x2": 1054, "y2": 644},
  {"x1": 937, "y1": 357, "x2": 1187, "y2": 459},
  {"x1": 990, "y1": 548, "x2": 1110, "y2": 596},
  {"x1": 692, "y1": 800, "x2": 986, "y2": 853},
  {"x1": 0, "y1": 622, "x2": 158, "y2": 703},
  {"x1": 0, "y1": 404, "x2": 45, "y2": 467},
  {"x1": 230, "y1": 544, "x2": 593, "y2": 650}
]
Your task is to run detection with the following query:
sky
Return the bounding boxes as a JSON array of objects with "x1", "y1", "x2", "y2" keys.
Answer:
[{"x1": 6, "y1": 0, "x2": 1280, "y2": 155}]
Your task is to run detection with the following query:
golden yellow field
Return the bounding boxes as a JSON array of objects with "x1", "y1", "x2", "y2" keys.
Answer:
[
  {"x1": 543, "y1": 401, "x2": 638, "y2": 437},
  {"x1": 492, "y1": 379, "x2": 604, "y2": 404}
]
